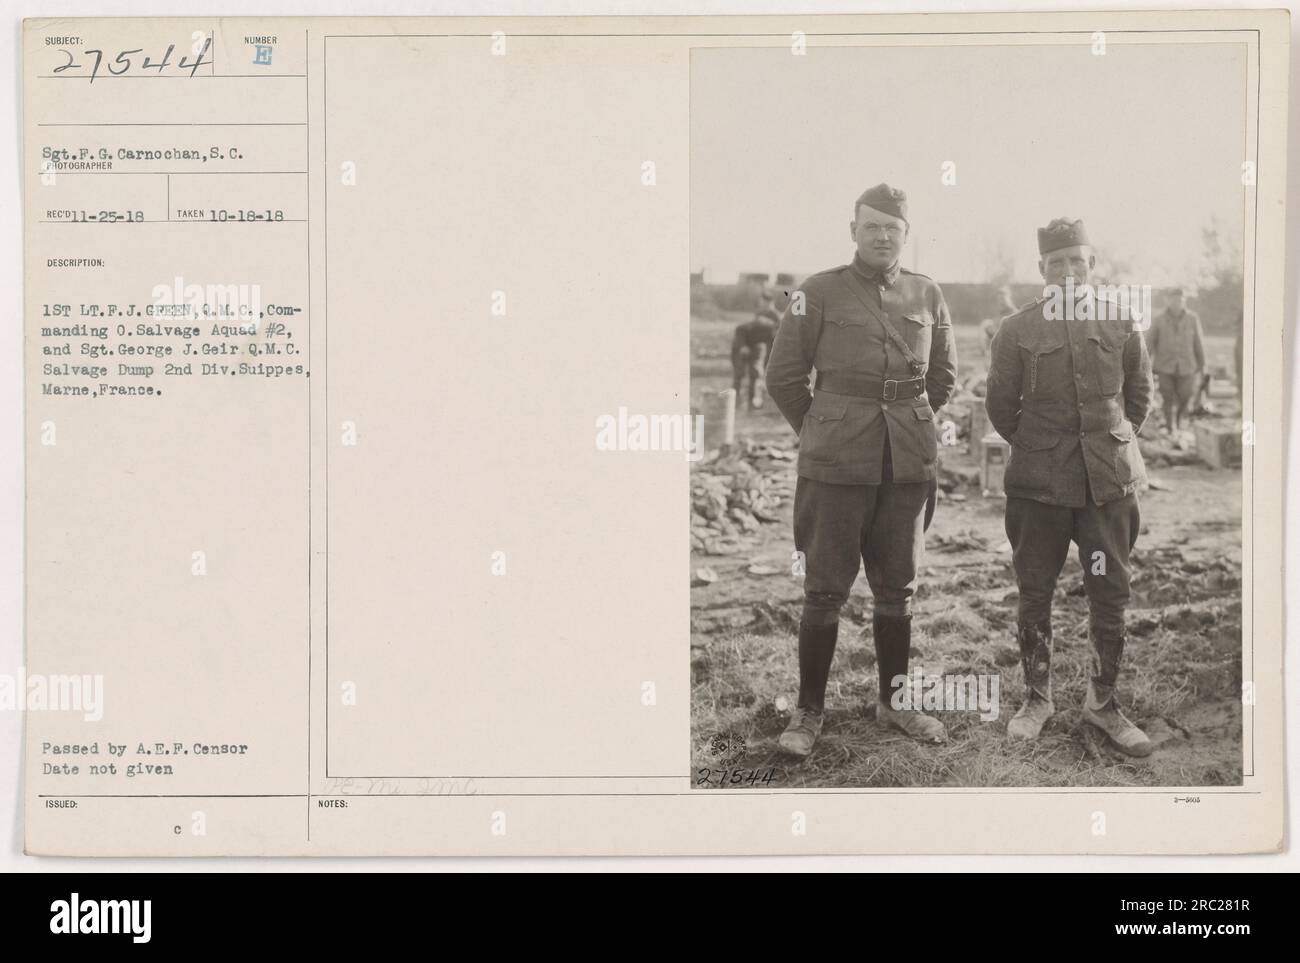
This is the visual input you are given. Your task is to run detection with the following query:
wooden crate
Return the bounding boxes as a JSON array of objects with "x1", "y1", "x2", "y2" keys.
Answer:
[
  {"x1": 981, "y1": 432, "x2": 1010, "y2": 494},
  {"x1": 1194, "y1": 422, "x2": 1242, "y2": 469}
]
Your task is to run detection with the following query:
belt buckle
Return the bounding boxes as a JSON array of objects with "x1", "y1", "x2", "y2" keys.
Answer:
[{"x1": 882, "y1": 379, "x2": 898, "y2": 402}]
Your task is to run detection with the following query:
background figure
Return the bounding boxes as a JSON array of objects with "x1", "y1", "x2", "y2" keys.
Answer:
[
  {"x1": 979, "y1": 285, "x2": 1018, "y2": 357},
  {"x1": 1147, "y1": 286, "x2": 1206, "y2": 436},
  {"x1": 730, "y1": 289, "x2": 780, "y2": 409}
]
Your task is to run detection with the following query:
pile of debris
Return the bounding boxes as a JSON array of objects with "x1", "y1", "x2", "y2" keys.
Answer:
[
  {"x1": 1138, "y1": 416, "x2": 1243, "y2": 470},
  {"x1": 937, "y1": 460, "x2": 982, "y2": 495},
  {"x1": 934, "y1": 373, "x2": 989, "y2": 444},
  {"x1": 1138, "y1": 432, "x2": 1203, "y2": 468},
  {"x1": 691, "y1": 441, "x2": 796, "y2": 555}
]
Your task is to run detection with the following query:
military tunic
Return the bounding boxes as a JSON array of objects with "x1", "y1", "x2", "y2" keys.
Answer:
[
  {"x1": 767, "y1": 256, "x2": 957, "y2": 483},
  {"x1": 985, "y1": 297, "x2": 1151, "y2": 507},
  {"x1": 985, "y1": 295, "x2": 1154, "y2": 632}
]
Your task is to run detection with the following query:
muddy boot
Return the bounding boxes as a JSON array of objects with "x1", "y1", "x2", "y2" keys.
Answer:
[
  {"x1": 876, "y1": 699, "x2": 948, "y2": 742},
  {"x1": 1081, "y1": 626, "x2": 1152, "y2": 757},
  {"x1": 873, "y1": 613, "x2": 947, "y2": 744},
  {"x1": 778, "y1": 706, "x2": 825, "y2": 757},
  {"x1": 778, "y1": 622, "x2": 837, "y2": 757},
  {"x1": 1083, "y1": 683, "x2": 1152, "y2": 757},
  {"x1": 1006, "y1": 619, "x2": 1054, "y2": 740}
]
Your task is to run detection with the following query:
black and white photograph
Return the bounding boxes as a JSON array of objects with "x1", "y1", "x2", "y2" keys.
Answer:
[
  {"x1": 690, "y1": 40, "x2": 1250, "y2": 789},
  {"x1": 8, "y1": 6, "x2": 1290, "y2": 867}
]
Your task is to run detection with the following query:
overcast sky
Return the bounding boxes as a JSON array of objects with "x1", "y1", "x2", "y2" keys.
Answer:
[{"x1": 690, "y1": 41, "x2": 1248, "y2": 285}]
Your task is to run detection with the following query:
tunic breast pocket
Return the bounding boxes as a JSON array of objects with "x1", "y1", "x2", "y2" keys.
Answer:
[
  {"x1": 819, "y1": 314, "x2": 871, "y2": 365},
  {"x1": 1017, "y1": 337, "x2": 1067, "y2": 398},
  {"x1": 1089, "y1": 333, "x2": 1124, "y2": 396},
  {"x1": 901, "y1": 312, "x2": 934, "y2": 360}
]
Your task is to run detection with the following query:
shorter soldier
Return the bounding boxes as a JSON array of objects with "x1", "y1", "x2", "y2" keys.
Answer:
[
  {"x1": 985, "y1": 218, "x2": 1155, "y2": 757},
  {"x1": 731, "y1": 290, "x2": 780, "y2": 409}
]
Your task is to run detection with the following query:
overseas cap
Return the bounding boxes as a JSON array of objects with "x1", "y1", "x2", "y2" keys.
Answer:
[
  {"x1": 1038, "y1": 217, "x2": 1090, "y2": 255},
  {"x1": 856, "y1": 183, "x2": 908, "y2": 223}
]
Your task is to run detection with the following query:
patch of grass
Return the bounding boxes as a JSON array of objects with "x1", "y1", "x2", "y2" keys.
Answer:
[{"x1": 692, "y1": 590, "x2": 1242, "y2": 788}]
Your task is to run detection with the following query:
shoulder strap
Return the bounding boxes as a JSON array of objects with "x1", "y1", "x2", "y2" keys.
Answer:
[
  {"x1": 1007, "y1": 295, "x2": 1049, "y2": 322},
  {"x1": 839, "y1": 270, "x2": 926, "y2": 376}
]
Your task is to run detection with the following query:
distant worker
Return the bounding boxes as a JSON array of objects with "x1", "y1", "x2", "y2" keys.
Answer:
[
  {"x1": 731, "y1": 288, "x2": 780, "y2": 409},
  {"x1": 980, "y1": 285, "x2": 1018, "y2": 356},
  {"x1": 1146, "y1": 286, "x2": 1206, "y2": 435}
]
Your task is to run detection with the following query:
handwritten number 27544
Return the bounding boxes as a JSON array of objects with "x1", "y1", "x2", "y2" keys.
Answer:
[{"x1": 53, "y1": 38, "x2": 212, "y2": 83}]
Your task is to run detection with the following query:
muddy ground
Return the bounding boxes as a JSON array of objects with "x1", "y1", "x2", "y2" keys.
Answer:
[{"x1": 690, "y1": 314, "x2": 1244, "y2": 789}]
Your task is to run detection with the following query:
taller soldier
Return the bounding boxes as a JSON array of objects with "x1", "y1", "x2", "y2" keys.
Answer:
[
  {"x1": 985, "y1": 218, "x2": 1155, "y2": 756},
  {"x1": 766, "y1": 184, "x2": 958, "y2": 757}
]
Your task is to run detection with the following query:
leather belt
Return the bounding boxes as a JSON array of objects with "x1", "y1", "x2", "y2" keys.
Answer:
[{"x1": 815, "y1": 372, "x2": 926, "y2": 402}]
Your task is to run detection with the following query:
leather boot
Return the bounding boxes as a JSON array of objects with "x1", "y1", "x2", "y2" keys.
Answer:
[
  {"x1": 1081, "y1": 625, "x2": 1152, "y2": 757},
  {"x1": 873, "y1": 613, "x2": 947, "y2": 744},
  {"x1": 777, "y1": 705, "x2": 824, "y2": 758},
  {"x1": 1006, "y1": 619, "x2": 1055, "y2": 740},
  {"x1": 778, "y1": 622, "x2": 837, "y2": 757}
]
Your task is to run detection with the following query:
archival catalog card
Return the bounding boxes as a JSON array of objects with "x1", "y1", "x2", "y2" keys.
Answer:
[{"x1": 21, "y1": 9, "x2": 1288, "y2": 856}]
